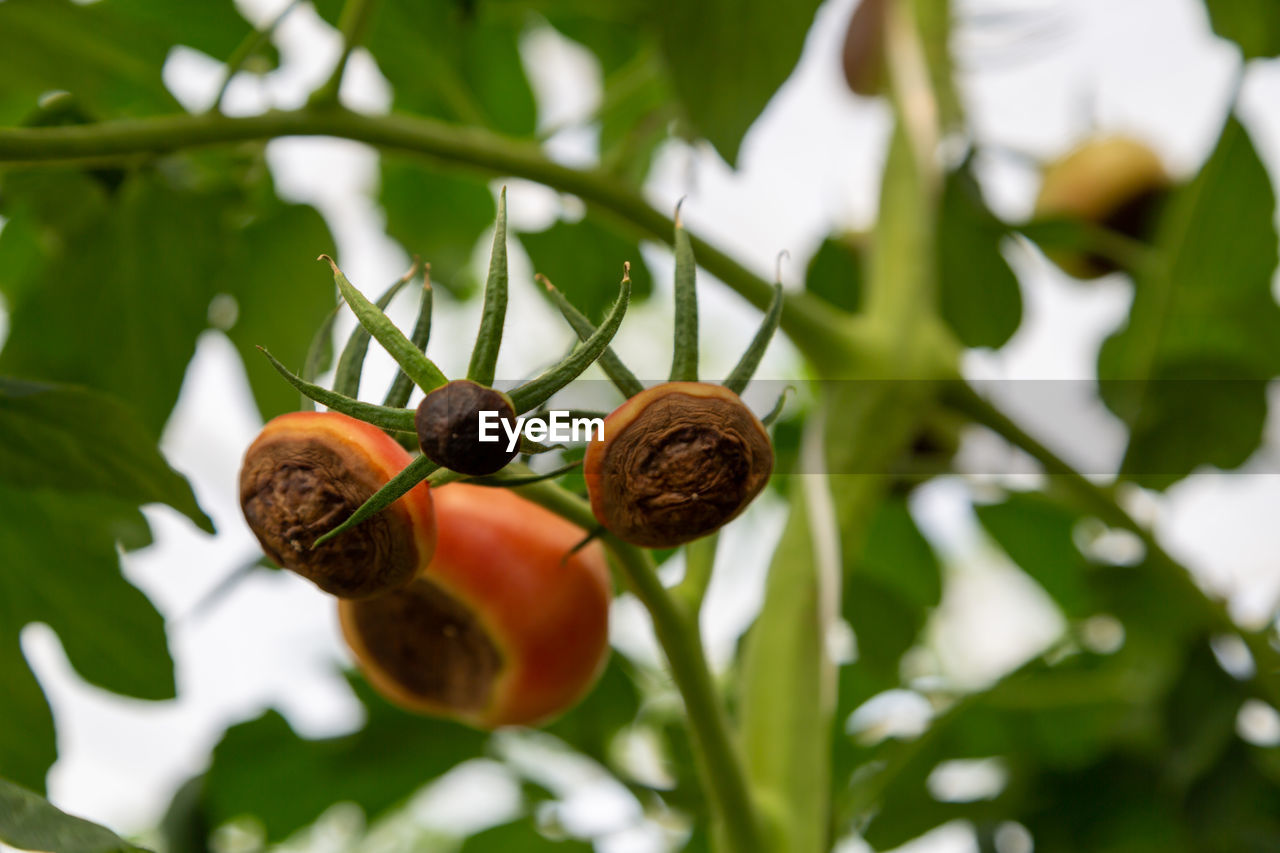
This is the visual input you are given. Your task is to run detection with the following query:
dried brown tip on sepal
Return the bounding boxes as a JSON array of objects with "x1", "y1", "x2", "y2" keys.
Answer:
[
  {"x1": 536, "y1": 273, "x2": 556, "y2": 293},
  {"x1": 623, "y1": 261, "x2": 631, "y2": 281},
  {"x1": 674, "y1": 197, "x2": 686, "y2": 228},
  {"x1": 318, "y1": 254, "x2": 340, "y2": 275}
]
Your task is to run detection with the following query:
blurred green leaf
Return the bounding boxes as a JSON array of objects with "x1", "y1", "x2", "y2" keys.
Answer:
[
  {"x1": 1098, "y1": 117, "x2": 1280, "y2": 488},
  {"x1": 596, "y1": 46, "x2": 676, "y2": 185},
  {"x1": 521, "y1": 217, "x2": 653, "y2": 322},
  {"x1": 203, "y1": 675, "x2": 486, "y2": 842},
  {"x1": 975, "y1": 493, "x2": 1092, "y2": 618},
  {"x1": 0, "y1": 486, "x2": 172, "y2": 792},
  {"x1": 0, "y1": 0, "x2": 177, "y2": 123},
  {"x1": 380, "y1": 161, "x2": 495, "y2": 296},
  {"x1": 222, "y1": 202, "x2": 337, "y2": 421},
  {"x1": 459, "y1": 817, "x2": 592, "y2": 851},
  {"x1": 937, "y1": 165, "x2": 1021, "y2": 349},
  {"x1": 0, "y1": 173, "x2": 228, "y2": 435},
  {"x1": 804, "y1": 236, "x2": 863, "y2": 313},
  {"x1": 544, "y1": 657, "x2": 641, "y2": 764},
  {"x1": 842, "y1": 498, "x2": 939, "y2": 679},
  {"x1": 315, "y1": 0, "x2": 536, "y2": 136},
  {"x1": 739, "y1": 471, "x2": 833, "y2": 853},
  {"x1": 1204, "y1": 0, "x2": 1280, "y2": 59},
  {"x1": 107, "y1": 0, "x2": 270, "y2": 67},
  {"x1": 650, "y1": 0, "x2": 821, "y2": 166},
  {"x1": 859, "y1": 497, "x2": 941, "y2": 611},
  {"x1": 0, "y1": 777, "x2": 149, "y2": 853},
  {"x1": 0, "y1": 378, "x2": 213, "y2": 532}
]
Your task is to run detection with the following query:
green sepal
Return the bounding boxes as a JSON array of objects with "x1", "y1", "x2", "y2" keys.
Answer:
[
  {"x1": 670, "y1": 206, "x2": 699, "y2": 382},
  {"x1": 507, "y1": 267, "x2": 632, "y2": 414},
  {"x1": 463, "y1": 459, "x2": 582, "y2": 488},
  {"x1": 724, "y1": 281, "x2": 783, "y2": 394},
  {"x1": 539, "y1": 273, "x2": 643, "y2": 398},
  {"x1": 467, "y1": 187, "x2": 508, "y2": 387},
  {"x1": 333, "y1": 260, "x2": 419, "y2": 398},
  {"x1": 519, "y1": 436, "x2": 565, "y2": 455},
  {"x1": 259, "y1": 347, "x2": 415, "y2": 434},
  {"x1": 383, "y1": 269, "x2": 434, "y2": 408},
  {"x1": 300, "y1": 302, "x2": 342, "y2": 411},
  {"x1": 761, "y1": 386, "x2": 794, "y2": 428},
  {"x1": 312, "y1": 454, "x2": 437, "y2": 548},
  {"x1": 322, "y1": 255, "x2": 447, "y2": 393}
]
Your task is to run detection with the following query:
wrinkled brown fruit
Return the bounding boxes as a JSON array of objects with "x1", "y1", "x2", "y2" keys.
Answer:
[
  {"x1": 415, "y1": 379, "x2": 519, "y2": 476},
  {"x1": 240, "y1": 412, "x2": 435, "y2": 599},
  {"x1": 586, "y1": 383, "x2": 773, "y2": 548}
]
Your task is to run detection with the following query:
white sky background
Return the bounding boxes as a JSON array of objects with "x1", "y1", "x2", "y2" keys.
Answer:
[{"x1": 4, "y1": 0, "x2": 1280, "y2": 851}]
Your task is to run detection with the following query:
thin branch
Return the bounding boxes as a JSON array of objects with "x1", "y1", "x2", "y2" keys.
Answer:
[
  {"x1": 310, "y1": 0, "x2": 381, "y2": 107},
  {"x1": 0, "y1": 108, "x2": 848, "y2": 367},
  {"x1": 209, "y1": 0, "x2": 301, "y2": 114}
]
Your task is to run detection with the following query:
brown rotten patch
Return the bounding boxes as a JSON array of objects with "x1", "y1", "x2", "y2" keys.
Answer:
[
  {"x1": 239, "y1": 411, "x2": 436, "y2": 599},
  {"x1": 340, "y1": 576, "x2": 503, "y2": 713},
  {"x1": 585, "y1": 382, "x2": 773, "y2": 548}
]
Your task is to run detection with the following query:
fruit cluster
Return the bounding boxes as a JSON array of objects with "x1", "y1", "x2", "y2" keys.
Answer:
[{"x1": 238, "y1": 195, "x2": 782, "y2": 726}]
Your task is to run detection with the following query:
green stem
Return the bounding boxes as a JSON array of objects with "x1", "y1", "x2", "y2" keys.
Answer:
[
  {"x1": 209, "y1": 0, "x2": 301, "y2": 114},
  {"x1": 940, "y1": 381, "x2": 1280, "y2": 708},
  {"x1": 0, "y1": 108, "x2": 848, "y2": 366},
  {"x1": 310, "y1": 0, "x2": 380, "y2": 107},
  {"x1": 512, "y1": 479, "x2": 767, "y2": 853},
  {"x1": 674, "y1": 532, "x2": 719, "y2": 613}
]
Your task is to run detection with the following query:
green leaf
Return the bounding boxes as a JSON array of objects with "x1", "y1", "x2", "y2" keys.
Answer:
[
  {"x1": 1098, "y1": 117, "x2": 1280, "y2": 488},
  {"x1": 315, "y1": 0, "x2": 536, "y2": 136},
  {"x1": 975, "y1": 493, "x2": 1093, "y2": 618},
  {"x1": 543, "y1": 657, "x2": 641, "y2": 765},
  {"x1": 0, "y1": 378, "x2": 213, "y2": 532},
  {"x1": 522, "y1": 217, "x2": 653, "y2": 323},
  {"x1": 223, "y1": 202, "x2": 338, "y2": 422},
  {"x1": 106, "y1": 0, "x2": 268, "y2": 68},
  {"x1": 0, "y1": 777, "x2": 149, "y2": 853},
  {"x1": 858, "y1": 497, "x2": 942, "y2": 612},
  {"x1": 0, "y1": 173, "x2": 228, "y2": 435},
  {"x1": 804, "y1": 235, "x2": 863, "y2": 313},
  {"x1": 380, "y1": 160, "x2": 496, "y2": 296},
  {"x1": 459, "y1": 818, "x2": 592, "y2": 852},
  {"x1": 738, "y1": 469, "x2": 834, "y2": 853},
  {"x1": 0, "y1": 0, "x2": 177, "y2": 123},
  {"x1": 0, "y1": 637, "x2": 55, "y2": 796},
  {"x1": 0, "y1": 487, "x2": 174, "y2": 791},
  {"x1": 937, "y1": 164, "x2": 1021, "y2": 349},
  {"x1": 1203, "y1": 0, "x2": 1280, "y2": 59},
  {"x1": 203, "y1": 675, "x2": 487, "y2": 842},
  {"x1": 650, "y1": 0, "x2": 822, "y2": 165}
]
